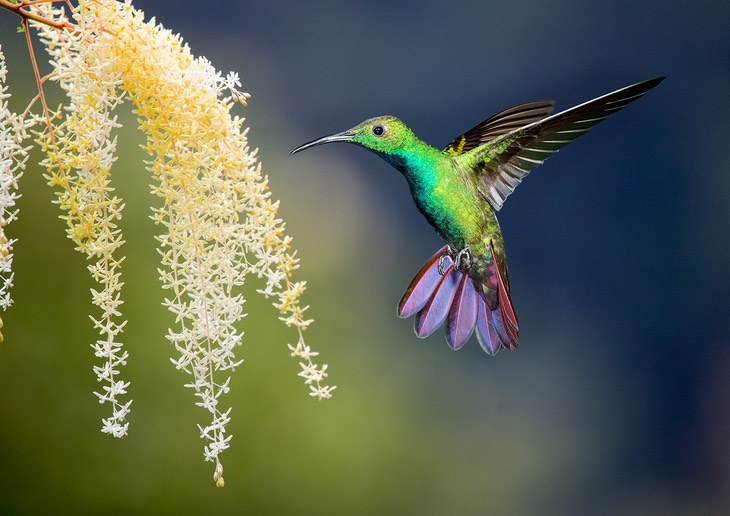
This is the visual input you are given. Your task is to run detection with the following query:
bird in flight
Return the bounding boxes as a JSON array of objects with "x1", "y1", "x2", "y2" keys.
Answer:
[{"x1": 292, "y1": 77, "x2": 664, "y2": 354}]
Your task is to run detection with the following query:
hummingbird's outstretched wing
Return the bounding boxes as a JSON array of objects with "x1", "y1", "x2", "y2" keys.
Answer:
[
  {"x1": 464, "y1": 77, "x2": 666, "y2": 211},
  {"x1": 443, "y1": 100, "x2": 555, "y2": 156}
]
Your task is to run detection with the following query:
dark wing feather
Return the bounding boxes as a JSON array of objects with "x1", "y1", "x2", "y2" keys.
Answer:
[
  {"x1": 443, "y1": 100, "x2": 555, "y2": 156},
  {"x1": 467, "y1": 77, "x2": 666, "y2": 211}
]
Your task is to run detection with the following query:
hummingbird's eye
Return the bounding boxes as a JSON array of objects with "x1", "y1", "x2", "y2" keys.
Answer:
[{"x1": 372, "y1": 125, "x2": 385, "y2": 136}]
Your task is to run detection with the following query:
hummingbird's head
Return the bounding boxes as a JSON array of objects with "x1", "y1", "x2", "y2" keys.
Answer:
[{"x1": 291, "y1": 116, "x2": 415, "y2": 157}]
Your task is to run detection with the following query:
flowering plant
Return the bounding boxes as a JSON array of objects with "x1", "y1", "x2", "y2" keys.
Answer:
[{"x1": 0, "y1": 0, "x2": 334, "y2": 487}]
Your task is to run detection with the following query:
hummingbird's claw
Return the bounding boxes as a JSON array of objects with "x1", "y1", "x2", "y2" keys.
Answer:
[
  {"x1": 454, "y1": 246, "x2": 472, "y2": 271},
  {"x1": 438, "y1": 254, "x2": 447, "y2": 276},
  {"x1": 438, "y1": 245, "x2": 454, "y2": 275},
  {"x1": 438, "y1": 245, "x2": 471, "y2": 274}
]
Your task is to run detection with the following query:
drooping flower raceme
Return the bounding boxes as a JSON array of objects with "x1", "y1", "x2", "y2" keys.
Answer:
[
  {"x1": 36, "y1": 12, "x2": 130, "y2": 438},
  {"x1": 20, "y1": 0, "x2": 334, "y2": 486},
  {"x1": 0, "y1": 46, "x2": 31, "y2": 344}
]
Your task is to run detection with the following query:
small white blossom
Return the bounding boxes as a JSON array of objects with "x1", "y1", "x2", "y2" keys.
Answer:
[
  {"x1": 34, "y1": 7, "x2": 130, "y2": 437},
  {"x1": 0, "y1": 46, "x2": 32, "y2": 341}
]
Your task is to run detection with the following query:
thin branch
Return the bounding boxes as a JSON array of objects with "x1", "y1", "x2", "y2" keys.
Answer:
[
  {"x1": 0, "y1": 0, "x2": 74, "y2": 30},
  {"x1": 19, "y1": 72, "x2": 56, "y2": 121},
  {"x1": 21, "y1": 16, "x2": 55, "y2": 144}
]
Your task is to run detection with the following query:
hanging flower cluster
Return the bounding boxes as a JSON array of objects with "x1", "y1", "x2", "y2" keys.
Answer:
[
  {"x1": 0, "y1": 0, "x2": 334, "y2": 487},
  {"x1": 0, "y1": 45, "x2": 31, "y2": 343}
]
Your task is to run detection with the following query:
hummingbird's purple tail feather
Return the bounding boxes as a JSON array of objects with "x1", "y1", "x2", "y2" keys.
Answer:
[
  {"x1": 413, "y1": 263, "x2": 459, "y2": 338},
  {"x1": 489, "y1": 246, "x2": 519, "y2": 348},
  {"x1": 475, "y1": 295, "x2": 503, "y2": 354},
  {"x1": 398, "y1": 246, "x2": 519, "y2": 353},
  {"x1": 446, "y1": 273, "x2": 479, "y2": 349},
  {"x1": 397, "y1": 245, "x2": 450, "y2": 318}
]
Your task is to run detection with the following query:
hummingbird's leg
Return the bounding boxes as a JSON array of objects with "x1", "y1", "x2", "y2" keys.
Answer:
[
  {"x1": 438, "y1": 245, "x2": 471, "y2": 274},
  {"x1": 454, "y1": 246, "x2": 472, "y2": 271},
  {"x1": 438, "y1": 245, "x2": 455, "y2": 275}
]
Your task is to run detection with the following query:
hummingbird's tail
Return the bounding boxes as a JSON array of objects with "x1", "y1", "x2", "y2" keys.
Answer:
[{"x1": 397, "y1": 246, "x2": 519, "y2": 353}]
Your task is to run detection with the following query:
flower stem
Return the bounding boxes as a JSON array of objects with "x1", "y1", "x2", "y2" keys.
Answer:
[{"x1": 0, "y1": 0, "x2": 74, "y2": 30}]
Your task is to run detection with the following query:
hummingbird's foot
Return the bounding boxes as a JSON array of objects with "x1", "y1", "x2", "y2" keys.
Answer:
[
  {"x1": 438, "y1": 253, "x2": 448, "y2": 276},
  {"x1": 454, "y1": 246, "x2": 472, "y2": 271},
  {"x1": 438, "y1": 245, "x2": 456, "y2": 275},
  {"x1": 438, "y1": 245, "x2": 471, "y2": 274}
]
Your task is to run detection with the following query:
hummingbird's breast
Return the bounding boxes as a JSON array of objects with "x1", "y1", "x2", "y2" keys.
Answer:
[
  {"x1": 401, "y1": 155, "x2": 487, "y2": 250},
  {"x1": 391, "y1": 145, "x2": 509, "y2": 287}
]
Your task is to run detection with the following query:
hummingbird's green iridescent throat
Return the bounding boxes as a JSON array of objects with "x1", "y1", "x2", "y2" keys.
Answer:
[{"x1": 292, "y1": 77, "x2": 665, "y2": 353}]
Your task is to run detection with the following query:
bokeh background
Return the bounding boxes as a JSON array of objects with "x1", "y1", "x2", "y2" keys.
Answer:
[{"x1": 1, "y1": 1, "x2": 728, "y2": 514}]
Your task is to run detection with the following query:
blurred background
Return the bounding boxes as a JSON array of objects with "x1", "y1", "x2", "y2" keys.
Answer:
[{"x1": 1, "y1": 1, "x2": 728, "y2": 514}]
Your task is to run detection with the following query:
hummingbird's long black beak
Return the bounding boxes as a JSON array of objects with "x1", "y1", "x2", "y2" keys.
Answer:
[{"x1": 290, "y1": 131, "x2": 354, "y2": 155}]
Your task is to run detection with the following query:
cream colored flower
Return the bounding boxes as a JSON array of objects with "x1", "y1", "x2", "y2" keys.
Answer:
[{"x1": 0, "y1": 46, "x2": 32, "y2": 343}]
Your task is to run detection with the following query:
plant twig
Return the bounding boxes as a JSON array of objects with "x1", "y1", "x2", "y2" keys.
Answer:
[
  {"x1": 0, "y1": 0, "x2": 74, "y2": 30},
  {"x1": 21, "y1": 16, "x2": 55, "y2": 143}
]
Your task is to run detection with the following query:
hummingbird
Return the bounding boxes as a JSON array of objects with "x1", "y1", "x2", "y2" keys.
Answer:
[{"x1": 292, "y1": 77, "x2": 665, "y2": 354}]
